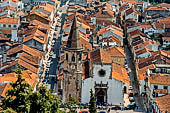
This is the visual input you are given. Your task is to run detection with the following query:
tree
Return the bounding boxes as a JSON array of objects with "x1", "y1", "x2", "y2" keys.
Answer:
[
  {"x1": 0, "y1": 68, "x2": 61, "y2": 113},
  {"x1": 1, "y1": 68, "x2": 32, "y2": 113},
  {"x1": 89, "y1": 89, "x2": 97, "y2": 113}
]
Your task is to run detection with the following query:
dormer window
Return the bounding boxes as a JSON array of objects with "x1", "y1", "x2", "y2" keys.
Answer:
[{"x1": 98, "y1": 69, "x2": 106, "y2": 77}]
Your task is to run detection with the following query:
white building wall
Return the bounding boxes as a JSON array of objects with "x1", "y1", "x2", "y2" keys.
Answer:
[
  {"x1": 81, "y1": 64, "x2": 124, "y2": 105},
  {"x1": 125, "y1": 12, "x2": 138, "y2": 21},
  {"x1": 146, "y1": 44, "x2": 158, "y2": 51},
  {"x1": 11, "y1": 29, "x2": 18, "y2": 42},
  {"x1": 127, "y1": 26, "x2": 141, "y2": 33},
  {"x1": 150, "y1": 84, "x2": 170, "y2": 99},
  {"x1": 137, "y1": 52, "x2": 151, "y2": 58},
  {"x1": 102, "y1": 31, "x2": 123, "y2": 41},
  {"x1": 78, "y1": 26, "x2": 86, "y2": 34}
]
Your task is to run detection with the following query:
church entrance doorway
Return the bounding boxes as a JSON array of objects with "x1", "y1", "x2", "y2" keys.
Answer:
[{"x1": 95, "y1": 89, "x2": 107, "y2": 105}]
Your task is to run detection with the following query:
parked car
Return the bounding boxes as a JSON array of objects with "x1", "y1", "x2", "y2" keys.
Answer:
[
  {"x1": 129, "y1": 97, "x2": 135, "y2": 102},
  {"x1": 111, "y1": 106, "x2": 121, "y2": 110},
  {"x1": 128, "y1": 85, "x2": 133, "y2": 90},
  {"x1": 124, "y1": 103, "x2": 136, "y2": 110},
  {"x1": 79, "y1": 110, "x2": 89, "y2": 113},
  {"x1": 98, "y1": 111, "x2": 106, "y2": 113},
  {"x1": 129, "y1": 92, "x2": 133, "y2": 97}
]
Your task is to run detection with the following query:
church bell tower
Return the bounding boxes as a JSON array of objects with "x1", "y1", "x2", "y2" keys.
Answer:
[{"x1": 62, "y1": 17, "x2": 83, "y2": 102}]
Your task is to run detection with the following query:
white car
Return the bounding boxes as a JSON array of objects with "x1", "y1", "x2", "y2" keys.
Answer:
[{"x1": 128, "y1": 86, "x2": 133, "y2": 90}]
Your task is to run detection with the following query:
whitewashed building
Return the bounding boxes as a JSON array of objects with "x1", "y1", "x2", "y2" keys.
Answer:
[{"x1": 81, "y1": 48, "x2": 129, "y2": 105}]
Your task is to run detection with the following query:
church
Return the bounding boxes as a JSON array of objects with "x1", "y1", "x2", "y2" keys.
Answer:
[
  {"x1": 81, "y1": 48, "x2": 129, "y2": 105},
  {"x1": 62, "y1": 17, "x2": 129, "y2": 105}
]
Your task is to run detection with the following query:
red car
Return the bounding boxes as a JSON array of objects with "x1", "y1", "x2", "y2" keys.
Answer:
[{"x1": 79, "y1": 110, "x2": 89, "y2": 113}]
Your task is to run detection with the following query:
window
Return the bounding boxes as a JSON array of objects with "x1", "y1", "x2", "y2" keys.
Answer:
[
  {"x1": 118, "y1": 59, "x2": 120, "y2": 62},
  {"x1": 72, "y1": 54, "x2": 75, "y2": 62},
  {"x1": 78, "y1": 54, "x2": 81, "y2": 61},
  {"x1": 8, "y1": 25, "x2": 11, "y2": 28},
  {"x1": 98, "y1": 69, "x2": 106, "y2": 77},
  {"x1": 164, "y1": 86, "x2": 168, "y2": 89},
  {"x1": 3, "y1": 24, "x2": 6, "y2": 27},
  {"x1": 14, "y1": 25, "x2": 17, "y2": 28},
  {"x1": 154, "y1": 85, "x2": 158, "y2": 90},
  {"x1": 66, "y1": 53, "x2": 68, "y2": 61}
]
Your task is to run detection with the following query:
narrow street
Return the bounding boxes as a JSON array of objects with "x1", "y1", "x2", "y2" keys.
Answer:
[
  {"x1": 48, "y1": 3, "x2": 68, "y2": 92},
  {"x1": 124, "y1": 45, "x2": 145, "y2": 112}
]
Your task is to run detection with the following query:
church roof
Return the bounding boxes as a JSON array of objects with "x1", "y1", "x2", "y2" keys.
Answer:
[
  {"x1": 66, "y1": 16, "x2": 83, "y2": 51},
  {"x1": 90, "y1": 48, "x2": 112, "y2": 64}
]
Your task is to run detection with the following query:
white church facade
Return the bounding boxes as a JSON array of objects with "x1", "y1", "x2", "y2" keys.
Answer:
[{"x1": 81, "y1": 48, "x2": 129, "y2": 105}]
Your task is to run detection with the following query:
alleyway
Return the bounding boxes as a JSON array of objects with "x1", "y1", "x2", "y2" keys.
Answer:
[{"x1": 124, "y1": 45, "x2": 145, "y2": 112}]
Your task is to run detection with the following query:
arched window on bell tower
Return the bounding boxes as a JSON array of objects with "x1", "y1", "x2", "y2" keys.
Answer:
[
  {"x1": 72, "y1": 54, "x2": 75, "y2": 62},
  {"x1": 66, "y1": 53, "x2": 68, "y2": 61},
  {"x1": 78, "y1": 54, "x2": 81, "y2": 61}
]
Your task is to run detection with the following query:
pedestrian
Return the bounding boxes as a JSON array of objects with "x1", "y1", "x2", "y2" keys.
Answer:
[{"x1": 107, "y1": 108, "x2": 110, "y2": 113}]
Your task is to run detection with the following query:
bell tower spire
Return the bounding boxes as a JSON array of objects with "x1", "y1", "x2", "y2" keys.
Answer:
[
  {"x1": 66, "y1": 16, "x2": 83, "y2": 51},
  {"x1": 62, "y1": 16, "x2": 84, "y2": 103}
]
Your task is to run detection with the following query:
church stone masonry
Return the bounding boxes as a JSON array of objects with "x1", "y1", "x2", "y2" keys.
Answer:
[{"x1": 62, "y1": 17, "x2": 84, "y2": 102}]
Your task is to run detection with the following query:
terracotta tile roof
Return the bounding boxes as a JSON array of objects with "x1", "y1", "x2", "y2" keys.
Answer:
[
  {"x1": 157, "y1": 3, "x2": 170, "y2": 8},
  {"x1": 80, "y1": 37, "x2": 92, "y2": 51},
  {"x1": 140, "y1": 24, "x2": 152, "y2": 29},
  {"x1": 18, "y1": 58, "x2": 38, "y2": 74},
  {"x1": 155, "y1": 89, "x2": 168, "y2": 94},
  {"x1": 145, "y1": 39, "x2": 159, "y2": 46},
  {"x1": 149, "y1": 74, "x2": 170, "y2": 85},
  {"x1": 90, "y1": 48, "x2": 112, "y2": 64},
  {"x1": 20, "y1": 52, "x2": 39, "y2": 66},
  {"x1": 154, "y1": 95, "x2": 170, "y2": 113},
  {"x1": 109, "y1": 0, "x2": 120, "y2": 4},
  {"x1": 165, "y1": 22, "x2": 170, "y2": 29},
  {"x1": 98, "y1": 26, "x2": 123, "y2": 38},
  {"x1": 0, "y1": 58, "x2": 38, "y2": 74},
  {"x1": 0, "y1": 6, "x2": 15, "y2": 13},
  {"x1": 162, "y1": 37, "x2": 170, "y2": 41},
  {"x1": 0, "y1": 37, "x2": 10, "y2": 41},
  {"x1": 110, "y1": 35, "x2": 122, "y2": 44},
  {"x1": 153, "y1": 22, "x2": 164, "y2": 30},
  {"x1": 122, "y1": 0, "x2": 137, "y2": 4},
  {"x1": 0, "y1": 83, "x2": 11, "y2": 98},
  {"x1": 92, "y1": 8, "x2": 114, "y2": 18},
  {"x1": 96, "y1": 20, "x2": 120, "y2": 27},
  {"x1": 29, "y1": 20, "x2": 49, "y2": 29},
  {"x1": 159, "y1": 17, "x2": 170, "y2": 23},
  {"x1": 0, "y1": 29, "x2": 12, "y2": 34},
  {"x1": 119, "y1": 4, "x2": 129, "y2": 12},
  {"x1": 22, "y1": 28, "x2": 48, "y2": 44},
  {"x1": 7, "y1": 44, "x2": 44, "y2": 57},
  {"x1": 0, "y1": 83, "x2": 7, "y2": 97},
  {"x1": 125, "y1": 8, "x2": 141, "y2": 16},
  {"x1": 138, "y1": 50, "x2": 170, "y2": 69},
  {"x1": 135, "y1": 48, "x2": 151, "y2": 56},
  {"x1": 138, "y1": 64, "x2": 156, "y2": 80},
  {"x1": 162, "y1": 50, "x2": 170, "y2": 55},
  {"x1": 128, "y1": 29, "x2": 147, "y2": 37},
  {"x1": 24, "y1": 12, "x2": 50, "y2": 21},
  {"x1": 112, "y1": 63, "x2": 129, "y2": 83},
  {"x1": 0, "y1": 70, "x2": 38, "y2": 97},
  {"x1": 106, "y1": 46, "x2": 125, "y2": 57},
  {"x1": 0, "y1": 17, "x2": 18, "y2": 24},
  {"x1": 147, "y1": 7, "x2": 168, "y2": 11}
]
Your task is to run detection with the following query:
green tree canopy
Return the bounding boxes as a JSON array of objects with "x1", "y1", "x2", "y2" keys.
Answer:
[
  {"x1": 89, "y1": 89, "x2": 97, "y2": 113},
  {"x1": 0, "y1": 68, "x2": 61, "y2": 113}
]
